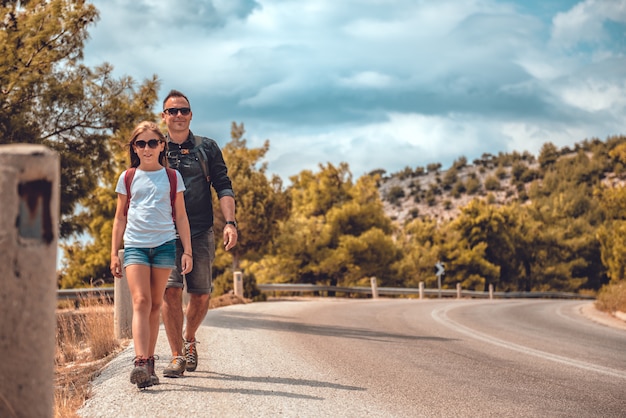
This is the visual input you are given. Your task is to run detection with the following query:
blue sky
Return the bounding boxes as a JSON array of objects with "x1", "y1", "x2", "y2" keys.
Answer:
[{"x1": 83, "y1": 0, "x2": 626, "y2": 182}]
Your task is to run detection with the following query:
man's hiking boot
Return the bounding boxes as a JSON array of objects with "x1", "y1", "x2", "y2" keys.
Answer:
[
  {"x1": 147, "y1": 355, "x2": 159, "y2": 386},
  {"x1": 184, "y1": 339, "x2": 199, "y2": 372},
  {"x1": 163, "y1": 356, "x2": 186, "y2": 378},
  {"x1": 130, "y1": 357, "x2": 151, "y2": 389}
]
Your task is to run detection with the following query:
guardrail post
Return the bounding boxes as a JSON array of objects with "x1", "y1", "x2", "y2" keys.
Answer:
[
  {"x1": 419, "y1": 281, "x2": 424, "y2": 300},
  {"x1": 114, "y1": 250, "x2": 133, "y2": 339},
  {"x1": 370, "y1": 276, "x2": 379, "y2": 299},
  {"x1": 489, "y1": 284, "x2": 494, "y2": 300},
  {"x1": 456, "y1": 283, "x2": 462, "y2": 299},
  {"x1": 234, "y1": 271, "x2": 244, "y2": 297},
  {"x1": 0, "y1": 144, "x2": 59, "y2": 418}
]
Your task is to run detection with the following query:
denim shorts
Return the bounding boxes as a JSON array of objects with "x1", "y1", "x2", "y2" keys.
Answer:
[{"x1": 123, "y1": 239, "x2": 177, "y2": 269}]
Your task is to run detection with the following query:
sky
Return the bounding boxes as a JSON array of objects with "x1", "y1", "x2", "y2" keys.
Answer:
[{"x1": 82, "y1": 0, "x2": 626, "y2": 182}]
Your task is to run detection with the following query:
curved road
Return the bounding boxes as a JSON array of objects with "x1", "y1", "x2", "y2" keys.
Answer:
[{"x1": 79, "y1": 299, "x2": 626, "y2": 417}]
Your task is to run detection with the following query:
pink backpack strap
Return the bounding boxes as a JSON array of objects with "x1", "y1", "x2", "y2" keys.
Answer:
[{"x1": 166, "y1": 168, "x2": 177, "y2": 221}]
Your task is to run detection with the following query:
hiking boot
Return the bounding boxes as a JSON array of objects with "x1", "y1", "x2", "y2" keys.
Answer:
[
  {"x1": 130, "y1": 357, "x2": 151, "y2": 388},
  {"x1": 184, "y1": 339, "x2": 199, "y2": 372},
  {"x1": 147, "y1": 355, "x2": 159, "y2": 386},
  {"x1": 163, "y1": 356, "x2": 186, "y2": 378}
]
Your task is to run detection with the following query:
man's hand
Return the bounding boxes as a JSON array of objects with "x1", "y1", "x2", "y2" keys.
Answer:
[{"x1": 224, "y1": 224, "x2": 238, "y2": 251}]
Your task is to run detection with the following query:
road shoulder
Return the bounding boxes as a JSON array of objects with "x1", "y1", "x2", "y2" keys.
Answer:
[{"x1": 580, "y1": 302, "x2": 626, "y2": 331}]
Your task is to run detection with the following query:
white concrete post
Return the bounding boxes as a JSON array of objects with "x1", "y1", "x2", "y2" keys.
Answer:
[
  {"x1": 456, "y1": 283, "x2": 462, "y2": 299},
  {"x1": 0, "y1": 144, "x2": 59, "y2": 418},
  {"x1": 370, "y1": 276, "x2": 379, "y2": 299},
  {"x1": 114, "y1": 250, "x2": 133, "y2": 339},
  {"x1": 419, "y1": 281, "x2": 424, "y2": 300},
  {"x1": 234, "y1": 271, "x2": 244, "y2": 297},
  {"x1": 489, "y1": 284, "x2": 494, "y2": 300}
]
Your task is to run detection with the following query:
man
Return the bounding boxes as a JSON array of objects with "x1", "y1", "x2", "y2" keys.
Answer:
[{"x1": 160, "y1": 89, "x2": 238, "y2": 378}]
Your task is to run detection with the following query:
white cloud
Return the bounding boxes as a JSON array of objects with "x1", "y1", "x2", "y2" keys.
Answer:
[
  {"x1": 82, "y1": 0, "x2": 626, "y2": 182},
  {"x1": 501, "y1": 122, "x2": 595, "y2": 155},
  {"x1": 338, "y1": 71, "x2": 394, "y2": 89},
  {"x1": 558, "y1": 79, "x2": 626, "y2": 112},
  {"x1": 551, "y1": 0, "x2": 626, "y2": 48},
  {"x1": 251, "y1": 112, "x2": 515, "y2": 180},
  {"x1": 240, "y1": 76, "x2": 304, "y2": 107}
]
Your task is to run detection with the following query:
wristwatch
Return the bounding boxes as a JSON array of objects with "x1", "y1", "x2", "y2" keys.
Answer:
[{"x1": 225, "y1": 220, "x2": 238, "y2": 229}]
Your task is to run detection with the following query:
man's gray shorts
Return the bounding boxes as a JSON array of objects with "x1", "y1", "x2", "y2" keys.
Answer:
[{"x1": 167, "y1": 228, "x2": 215, "y2": 294}]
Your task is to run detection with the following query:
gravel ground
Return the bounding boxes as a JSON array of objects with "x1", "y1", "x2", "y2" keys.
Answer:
[{"x1": 78, "y1": 301, "x2": 395, "y2": 418}]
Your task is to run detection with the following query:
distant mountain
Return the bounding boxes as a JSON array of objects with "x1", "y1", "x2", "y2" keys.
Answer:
[{"x1": 377, "y1": 137, "x2": 626, "y2": 225}]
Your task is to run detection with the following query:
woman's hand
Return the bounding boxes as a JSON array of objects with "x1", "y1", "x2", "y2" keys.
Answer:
[
  {"x1": 110, "y1": 255, "x2": 123, "y2": 278},
  {"x1": 181, "y1": 253, "x2": 193, "y2": 274}
]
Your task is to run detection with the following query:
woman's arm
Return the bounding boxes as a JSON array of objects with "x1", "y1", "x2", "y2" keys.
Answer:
[
  {"x1": 110, "y1": 193, "x2": 128, "y2": 278},
  {"x1": 174, "y1": 191, "x2": 193, "y2": 274}
]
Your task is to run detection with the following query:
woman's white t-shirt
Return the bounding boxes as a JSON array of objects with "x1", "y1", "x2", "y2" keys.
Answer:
[{"x1": 115, "y1": 167, "x2": 185, "y2": 248}]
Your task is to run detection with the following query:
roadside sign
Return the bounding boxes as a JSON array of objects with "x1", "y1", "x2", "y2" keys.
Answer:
[
  {"x1": 436, "y1": 261, "x2": 445, "y2": 299},
  {"x1": 435, "y1": 261, "x2": 445, "y2": 276}
]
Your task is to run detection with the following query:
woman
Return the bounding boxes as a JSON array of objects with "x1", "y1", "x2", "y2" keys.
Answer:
[{"x1": 110, "y1": 121, "x2": 193, "y2": 389}]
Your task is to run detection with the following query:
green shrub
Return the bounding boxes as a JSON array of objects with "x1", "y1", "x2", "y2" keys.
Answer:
[
  {"x1": 451, "y1": 181, "x2": 464, "y2": 198},
  {"x1": 484, "y1": 175, "x2": 501, "y2": 191},
  {"x1": 386, "y1": 186, "x2": 405, "y2": 204},
  {"x1": 442, "y1": 167, "x2": 458, "y2": 190},
  {"x1": 465, "y1": 177, "x2": 481, "y2": 195},
  {"x1": 511, "y1": 161, "x2": 529, "y2": 181}
]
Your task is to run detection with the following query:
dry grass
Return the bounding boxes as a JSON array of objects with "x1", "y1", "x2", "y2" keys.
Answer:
[
  {"x1": 54, "y1": 293, "x2": 248, "y2": 418},
  {"x1": 55, "y1": 296, "x2": 124, "y2": 418},
  {"x1": 595, "y1": 281, "x2": 626, "y2": 314}
]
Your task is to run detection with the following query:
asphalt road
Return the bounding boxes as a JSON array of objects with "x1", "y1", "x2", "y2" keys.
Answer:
[{"x1": 78, "y1": 299, "x2": 626, "y2": 417}]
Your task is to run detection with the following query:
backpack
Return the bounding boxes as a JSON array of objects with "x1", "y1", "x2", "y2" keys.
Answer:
[
  {"x1": 123, "y1": 167, "x2": 178, "y2": 221},
  {"x1": 193, "y1": 134, "x2": 211, "y2": 184}
]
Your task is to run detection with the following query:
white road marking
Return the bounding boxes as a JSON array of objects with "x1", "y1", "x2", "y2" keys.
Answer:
[{"x1": 431, "y1": 304, "x2": 626, "y2": 380}]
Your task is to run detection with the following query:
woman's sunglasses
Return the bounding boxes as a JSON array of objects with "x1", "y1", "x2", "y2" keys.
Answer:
[{"x1": 134, "y1": 139, "x2": 162, "y2": 149}]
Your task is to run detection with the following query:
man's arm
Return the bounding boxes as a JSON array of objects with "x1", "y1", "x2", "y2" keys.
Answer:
[{"x1": 220, "y1": 195, "x2": 238, "y2": 251}]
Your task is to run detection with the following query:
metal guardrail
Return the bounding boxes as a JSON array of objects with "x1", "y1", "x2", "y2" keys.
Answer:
[
  {"x1": 57, "y1": 287, "x2": 114, "y2": 301},
  {"x1": 255, "y1": 283, "x2": 594, "y2": 299},
  {"x1": 56, "y1": 283, "x2": 594, "y2": 302}
]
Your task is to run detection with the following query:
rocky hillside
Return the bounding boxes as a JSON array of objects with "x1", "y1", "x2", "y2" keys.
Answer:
[
  {"x1": 378, "y1": 153, "x2": 534, "y2": 225},
  {"x1": 377, "y1": 142, "x2": 626, "y2": 226}
]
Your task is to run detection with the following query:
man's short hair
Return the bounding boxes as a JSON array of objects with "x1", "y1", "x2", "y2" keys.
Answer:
[{"x1": 163, "y1": 89, "x2": 190, "y2": 109}]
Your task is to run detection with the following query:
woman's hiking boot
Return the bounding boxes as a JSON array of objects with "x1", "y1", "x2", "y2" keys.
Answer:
[
  {"x1": 130, "y1": 356, "x2": 151, "y2": 389},
  {"x1": 147, "y1": 355, "x2": 159, "y2": 386}
]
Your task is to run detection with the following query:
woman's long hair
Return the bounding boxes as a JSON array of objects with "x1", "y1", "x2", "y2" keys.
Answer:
[{"x1": 128, "y1": 121, "x2": 168, "y2": 168}]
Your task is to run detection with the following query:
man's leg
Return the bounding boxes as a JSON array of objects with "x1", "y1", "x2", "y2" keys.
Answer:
[
  {"x1": 183, "y1": 293, "x2": 210, "y2": 342},
  {"x1": 162, "y1": 286, "x2": 187, "y2": 377},
  {"x1": 182, "y1": 292, "x2": 209, "y2": 372},
  {"x1": 181, "y1": 229, "x2": 214, "y2": 371},
  {"x1": 162, "y1": 287, "x2": 185, "y2": 356}
]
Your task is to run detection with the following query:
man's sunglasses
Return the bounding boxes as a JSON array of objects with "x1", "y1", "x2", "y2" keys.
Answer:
[
  {"x1": 134, "y1": 139, "x2": 162, "y2": 149},
  {"x1": 163, "y1": 107, "x2": 191, "y2": 116}
]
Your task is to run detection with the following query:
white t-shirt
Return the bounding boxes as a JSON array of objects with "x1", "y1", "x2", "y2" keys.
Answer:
[{"x1": 115, "y1": 167, "x2": 186, "y2": 248}]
